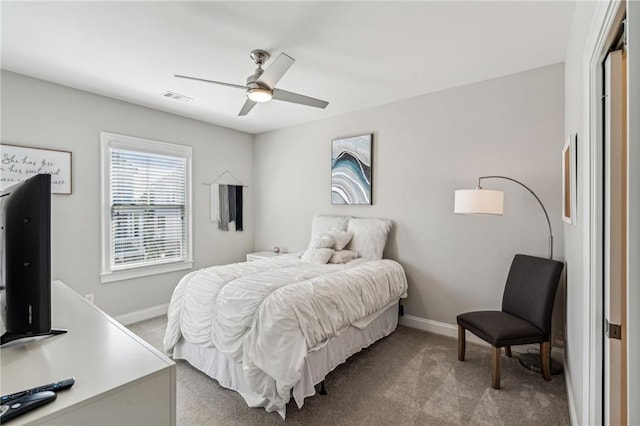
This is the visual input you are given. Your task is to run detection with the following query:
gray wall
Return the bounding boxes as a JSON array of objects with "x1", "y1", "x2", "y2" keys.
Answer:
[
  {"x1": 1, "y1": 64, "x2": 566, "y2": 338},
  {"x1": 254, "y1": 64, "x2": 565, "y2": 327},
  {"x1": 1, "y1": 71, "x2": 254, "y2": 317}
]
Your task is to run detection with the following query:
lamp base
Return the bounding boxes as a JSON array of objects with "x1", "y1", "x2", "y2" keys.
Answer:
[{"x1": 518, "y1": 353, "x2": 563, "y2": 375}]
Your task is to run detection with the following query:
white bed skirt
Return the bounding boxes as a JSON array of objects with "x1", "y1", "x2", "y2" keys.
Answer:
[{"x1": 173, "y1": 300, "x2": 400, "y2": 416}]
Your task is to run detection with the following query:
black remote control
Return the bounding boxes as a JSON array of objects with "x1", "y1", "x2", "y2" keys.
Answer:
[
  {"x1": 1, "y1": 378, "x2": 75, "y2": 404},
  {"x1": 0, "y1": 391, "x2": 57, "y2": 422}
]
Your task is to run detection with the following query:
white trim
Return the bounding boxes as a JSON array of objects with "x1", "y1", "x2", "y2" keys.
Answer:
[
  {"x1": 564, "y1": 358, "x2": 579, "y2": 426},
  {"x1": 100, "y1": 260, "x2": 193, "y2": 283},
  {"x1": 562, "y1": 134, "x2": 578, "y2": 225},
  {"x1": 114, "y1": 302, "x2": 169, "y2": 326},
  {"x1": 399, "y1": 314, "x2": 488, "y2": 346},
  {"x1": 583, "y1": 2, "x2": 626, "y2": 425},
  {"x1": 99, "y1": 131, "x2": 193, "y2": 284},
  {"x1": 400, "y1": 315, "x2": 565, "y2": 361}
]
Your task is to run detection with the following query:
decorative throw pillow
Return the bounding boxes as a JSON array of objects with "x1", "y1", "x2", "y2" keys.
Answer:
[
  {"x1": 328, "y1": 230, "x2": 353, "y2": 251},
  {"x1": 308, "y1": 233, "x2": 336, "y2": 249},
  {"x1": 328, "y1": 250, "x2": 359, "y2": 264},
  {"x1": 346, "y1": 217, "x2": 393, "y2": 260},
  {"x1": 310, "y1": 215, "x2": 350, "y2": 237},
  {"x1": 301, "y1": 248, "x2": 335, "y2": 264}
]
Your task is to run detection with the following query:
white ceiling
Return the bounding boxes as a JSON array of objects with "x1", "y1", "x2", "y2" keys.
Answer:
[{"x1": 1, "y1": 1, "x2": 575, "y2": 135}]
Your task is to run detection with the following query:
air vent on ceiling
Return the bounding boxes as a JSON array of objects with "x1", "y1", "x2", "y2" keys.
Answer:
[{"x1": 161, "y1": 91, "x2": 193, "y2": 103}]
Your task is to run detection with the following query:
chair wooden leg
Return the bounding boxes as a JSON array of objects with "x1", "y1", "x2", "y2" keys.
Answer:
[
  {"x1": 505, "y1": 346, "x2": 512, "y2": 357},
  {"x1": 491, "y1": 346, "x2": 501, "y2": 389},
  {"x1": 540, "y1": 341, "x2": 551, "y2": 380},
  {"x1": 458, "y1": 326, "x2": 466, "y2": 361}
]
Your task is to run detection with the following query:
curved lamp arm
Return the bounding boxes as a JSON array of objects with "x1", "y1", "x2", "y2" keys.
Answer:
[{"x1": 478, "y1": 175, "x2": 553, "y2": 259}]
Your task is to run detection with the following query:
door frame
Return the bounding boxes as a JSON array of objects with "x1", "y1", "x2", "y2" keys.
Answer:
[
  {"x1": 585, "y1": 0, "x2": 639, "y2": 424},
  {"x1": 584, "y1": 1, "x2": 625, "y2": 425}
]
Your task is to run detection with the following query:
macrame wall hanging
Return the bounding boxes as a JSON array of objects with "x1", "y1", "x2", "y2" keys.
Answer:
[{"x1": 206, "y1": 170, "x2": 247, "y2": 232}]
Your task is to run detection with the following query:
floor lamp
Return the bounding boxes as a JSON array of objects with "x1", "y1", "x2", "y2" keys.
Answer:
[
  {"x1": 454, "y1": 175, "x2": 553, "y2": 259},
  {"x1": 454, "y1": 175, "x2": 561, "y2": 374}
]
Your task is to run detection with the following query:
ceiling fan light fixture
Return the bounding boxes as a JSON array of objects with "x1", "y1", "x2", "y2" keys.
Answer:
[
  {"x1": 177, "y1": 50, "x2": 328, "y2": 116},
  {"x1": 247, "y1": 87, "x2": 272, "y2": 103}
]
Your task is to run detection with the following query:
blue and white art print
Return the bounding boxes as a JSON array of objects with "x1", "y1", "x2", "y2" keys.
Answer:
[{"x1": 331, "y1": 134, "x2": 372, "y2": 205}]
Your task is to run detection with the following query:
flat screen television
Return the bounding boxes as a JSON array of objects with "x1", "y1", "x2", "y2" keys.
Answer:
[{"x1": 0, "y1": 174, "x2": 66, "y2": 346}]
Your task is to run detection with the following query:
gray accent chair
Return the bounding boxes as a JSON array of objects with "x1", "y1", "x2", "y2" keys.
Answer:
[{"x1": 456, "y1": 254, "x2": 564, "y2": 389}]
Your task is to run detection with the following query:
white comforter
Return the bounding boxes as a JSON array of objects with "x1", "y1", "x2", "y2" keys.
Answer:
[{"x1": 163, "y1": 254, "x2": 408, "y2": 416}]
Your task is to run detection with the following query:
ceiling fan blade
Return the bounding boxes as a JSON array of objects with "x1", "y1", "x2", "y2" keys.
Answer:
[
  {"x1": 272, "y1": 88, "x2": 329, "y2": 109},
  {"x1": 238, "y1": 99, "x2": 257, "y2": 116},
  {"x1": 257, "y1": 53, "x2": 295, "y2": 89},
  {"x1": 174, "y1": 74, "x2": 246, "y2": 90}
]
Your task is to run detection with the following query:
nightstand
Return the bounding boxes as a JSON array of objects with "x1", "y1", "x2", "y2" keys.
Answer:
[{"x1": 246, "y1": 251, "x2": 281, "y2": 261}]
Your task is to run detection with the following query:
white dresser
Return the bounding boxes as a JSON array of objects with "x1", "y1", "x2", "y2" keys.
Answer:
[{"x1": 0, "y1": 281, "x2": 176, "y2": 425}]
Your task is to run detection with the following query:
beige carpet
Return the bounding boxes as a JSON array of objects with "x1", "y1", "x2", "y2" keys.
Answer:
[{"x1": 128, "y1": 316, "x2": 570, "y2": 425}]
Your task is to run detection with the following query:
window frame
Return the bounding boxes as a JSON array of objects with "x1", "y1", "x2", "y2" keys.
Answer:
[{"x1": 100, "y1": 132, "x2": 193, "y2": 283}]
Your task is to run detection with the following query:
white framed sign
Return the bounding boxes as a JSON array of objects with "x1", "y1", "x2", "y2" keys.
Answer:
[{"x1": 1, "y1": 144, "x2": 72, "y2": 194}]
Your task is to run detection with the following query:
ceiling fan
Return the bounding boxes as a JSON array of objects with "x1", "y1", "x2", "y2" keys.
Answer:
[{"x1": 175, "y1": 49, "x2": 329, "y2": 116}]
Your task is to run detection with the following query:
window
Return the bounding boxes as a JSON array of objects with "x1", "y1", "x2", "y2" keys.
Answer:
[{"x1": 100, "y1": 132, "x2": 192, "y2": 283}]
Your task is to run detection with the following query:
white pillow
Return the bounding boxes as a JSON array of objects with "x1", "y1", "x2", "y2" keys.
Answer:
[
  {"x1": 328, "y1": 230, "x2": 353, "y2": 250},
  {"x1": 310, "y1": 215, "x2": 349, "y2": 238},
  {"x1": 308, "y1": 233, "x2": 336, "y2": 249},
  {"x1": 328, "y1": 250, "x2": 359, "y2": 264},
  {"x1": 345, "y1": 217, "x2": 393, "y2": 260},
  {"x1": 301, "y1": 248, "x2": 334, "y2": 264}
]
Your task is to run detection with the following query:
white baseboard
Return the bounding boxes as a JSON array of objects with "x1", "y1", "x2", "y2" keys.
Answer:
[
  {"x1": 399, "y1": 314, "x2": 488, "y2": 346},
  {"x1": 399, "y1": 314, "x2": 567, "y2": 358},
  {"x1": 114, "y1": 303, "x2": 169, "y2": 326}
]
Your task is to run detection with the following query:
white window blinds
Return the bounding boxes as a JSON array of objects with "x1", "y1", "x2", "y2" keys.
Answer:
[
  {"x1": 110, "y1": 148, "x2": 187, "y2": 269},
  {"x1": 100, "y1": 132, "x2": 192, "y2": 283}
]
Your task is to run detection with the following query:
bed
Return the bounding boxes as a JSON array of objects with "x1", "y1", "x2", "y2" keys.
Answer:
[{"x1": 163, "y1": 215, "x2": 408, "y2": 418}]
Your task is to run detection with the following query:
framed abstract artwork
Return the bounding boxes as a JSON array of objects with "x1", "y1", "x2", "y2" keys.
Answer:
[
  {"x1": 562, "y1": 134, "x2": 577, "y2": 225},
  {"x1": 331, "y1": 133, "x2": 372, "y2": 205}
]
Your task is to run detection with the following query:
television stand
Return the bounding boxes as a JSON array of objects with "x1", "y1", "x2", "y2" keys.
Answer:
[
  {"x1": 0, "y1": 328, "x2": 67, "y2": 346},
  {"x1": 1, "y1": 281, "x2": 176, "y2": 424}
]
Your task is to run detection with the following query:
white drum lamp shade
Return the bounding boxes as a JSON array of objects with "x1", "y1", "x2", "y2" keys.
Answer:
[
  {"x1": 454, "y1": 189, "x2": 504, "y2": 215},
  {"x1": 452, "y1": 175, "x2": 553, "y2": 258}
]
